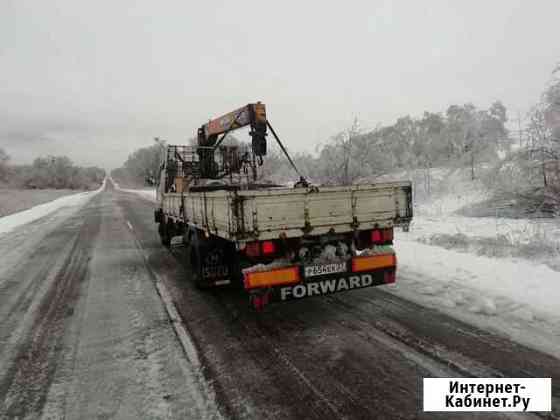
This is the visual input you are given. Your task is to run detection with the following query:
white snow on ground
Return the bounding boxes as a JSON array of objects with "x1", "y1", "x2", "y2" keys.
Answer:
[
  {"x1": 111, "y1": 178, "x2": 157, "y2": 202},
  {"x1": 394, "y1": 237, "x2": 560, "y2": 319},
  {"x1": 409, "y1": 213, "x2": 560, "y2": 243},
  {"x1": 120, "y1": 188, "x2": 157, "y2": 202},
  {"x1": 0, "y1": 179, "x2": 105, "y2": 237},
  {"x1": 388, "y1": 237, "x2": 560, "y2": 358},
  {"x1": 385, "y1": 168, "x2": 560, "y2": 357}
]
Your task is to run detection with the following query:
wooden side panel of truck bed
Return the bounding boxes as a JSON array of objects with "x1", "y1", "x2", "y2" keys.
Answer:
[{"x1": 162, "y1": 182, "x2": 412, "y2": 242}]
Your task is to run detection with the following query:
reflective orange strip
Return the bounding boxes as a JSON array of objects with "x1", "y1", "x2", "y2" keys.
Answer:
[
  {"x1": 244, "y1": 266, "x2": 300, "y2": 289},
  {"x1": 352, "y1": 254, "x2": 396, "y2": 272}
]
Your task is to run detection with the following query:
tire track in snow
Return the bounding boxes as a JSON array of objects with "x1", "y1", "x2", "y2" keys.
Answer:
[{"x1": 0, "y1": 208, "x2": 98, "y2": 419}]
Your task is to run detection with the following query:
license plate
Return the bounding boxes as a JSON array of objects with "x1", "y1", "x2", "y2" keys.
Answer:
[
  {"x1": 304, "y1": 262, "x2": 346, "y2": 278},
  {"x1": 202, "y1": 265, "x2": 229, "y2": 279}
]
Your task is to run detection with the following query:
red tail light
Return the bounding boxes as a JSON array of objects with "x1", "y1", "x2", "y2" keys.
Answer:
[
  {"x1": 371, "y1": 228, "x2": 393, "y2": 244},
  {"x1": 382, "y1": 228, "x2": 393, "y2": 242},
  {"x1": 244, "y1": 240, "x2": 277, "y2": 257},
  {"x1": 371, "y1": 229, "x2": 382, "y2": 243},
  {"x1": 262, "y1": 241, "x2": 276, "y2": 255}
]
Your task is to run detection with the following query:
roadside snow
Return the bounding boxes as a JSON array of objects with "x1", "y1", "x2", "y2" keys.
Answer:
[
  {"x1": 111, "y1": 178, "x2": 157, "y2": 202},
  {"x1": 389, "y1": 183, "x2": 560, "y2": 356},
  {"x1": 408, "y1": 215, "x2": 560, "y2": 264},
  {"x1": 389, "y1": 235, "x2": 560, "y2": 357},
  {"x1": 395, "y1": 237, "x2": 560, "y2": 317},
  {"x1": 381, "y1": 167, "x2": 560, "y2": 356},
  {"x1": 0, "y1": 179, "x2": 105, "y2": 237},
  {"x1": 385, "y1": 235, "x2": 560, "y2": 357},
  {"x1": 120, "y1": 188, "x2": 157, "y2": 202}
]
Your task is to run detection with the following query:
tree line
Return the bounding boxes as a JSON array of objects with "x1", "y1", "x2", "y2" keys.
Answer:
[
  {"x1": 110, "y1": 144, "x2": 162, "y2": 187},
  {"x1": 0, "y1": 152, "x2": 105, "y2": 190},
  {"x1": 113, "y1": 63, "x2": 559, "y2": 212}
]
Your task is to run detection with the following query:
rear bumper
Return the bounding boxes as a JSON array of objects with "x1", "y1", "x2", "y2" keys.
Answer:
[
  {"x1": 243, "y1": 254, "x2": 396, "y2": 307},
  {"x1": 271, "y1": 267, "x2": 395, "y2": 303}
]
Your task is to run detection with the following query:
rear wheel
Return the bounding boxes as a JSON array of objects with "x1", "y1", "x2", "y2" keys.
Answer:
[
  {"x1": 158, "y1": 222, "x2": 171, "y2": 247},
  {"x1": 189, "y1": 243, "x2": 209, "y2": 289},
  {"x1": 182, "y1": 225, "x2": 191, "y2": 246}
]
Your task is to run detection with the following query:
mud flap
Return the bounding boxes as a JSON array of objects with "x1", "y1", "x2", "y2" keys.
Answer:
[{"x1": 190, "y1": 233, "x2": 238, "y2": 288}]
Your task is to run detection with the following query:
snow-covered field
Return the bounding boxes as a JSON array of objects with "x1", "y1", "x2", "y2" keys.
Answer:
[
  {"x1": 0, "y1": 179, "x2": 106, "y2": 237},
  {"x1": 0, "y1": 188, "x2": 82, "y2": 217}
]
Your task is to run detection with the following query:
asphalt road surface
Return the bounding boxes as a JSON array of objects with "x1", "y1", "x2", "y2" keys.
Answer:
[{"x1": 0, "y1": 182, "x2": 558, "y2": 420}]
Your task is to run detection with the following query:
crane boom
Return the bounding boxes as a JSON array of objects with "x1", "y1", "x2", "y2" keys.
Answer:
[
  {"x1": 197, "y1": 102, "x2": 267, "y2": 149},
  {"x1": 203, "y1": 103, "x2": 266, "y2": 139},
  {"x1": 196, "y1": 102, "x2": 268, "y2": 179}
]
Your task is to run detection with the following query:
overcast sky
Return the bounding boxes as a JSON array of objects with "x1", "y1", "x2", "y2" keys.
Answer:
[{"x1": 1, "y1": 0, "x2": 559, "y2": 169}]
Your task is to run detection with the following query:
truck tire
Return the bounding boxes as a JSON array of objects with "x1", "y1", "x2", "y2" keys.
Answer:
[
  {"x1": 189, "y1": 243, "x2": 209, "y2": 289},
  {"x1": 182, "y1": 225, "x2": 191, "y2": 246},
  {"x1": 158, "y1": 222, "x2": 171, "y2": 247}
]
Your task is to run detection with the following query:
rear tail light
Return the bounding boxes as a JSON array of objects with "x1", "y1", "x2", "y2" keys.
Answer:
[
  {"x1": 244, "y1": 240, "x2": 277, "y2": 257},
  {"x1": 371, "y1": 230, "x2": 382, "y2": 243},
  {"x1": 262, "y1": 241, "x2": 276, "y2": 255},
  {"x1": 371, "y1": 228, "x2": 393, "y2": 244},
  {"x1": 382, "y1": 228, "x2": 393, "y2": 242}
]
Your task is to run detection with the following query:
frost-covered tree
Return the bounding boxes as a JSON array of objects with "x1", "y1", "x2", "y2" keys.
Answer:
[
  {"x1": 22, "y1": 155, "x2": 104, "y2": 189},
  {"x1": 544, "y1": 64, "x2": 560, "y2": 189},
  {"x1": 484, "y1": 63, "x2": 560, "y2": 214},
  {"x1": 122, "y1": 144, "x2": 162, "y2": 184},
  {"x1": 315, "y1": 118, "x2": 390, "y2": 185},
  {"x1": 0, "y1": 148, "x2": 9, "y2": 182}
]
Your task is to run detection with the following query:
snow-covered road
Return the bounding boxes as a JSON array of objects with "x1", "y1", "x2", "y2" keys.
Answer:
[
  {"x1": 0, "y1": 182, "x2": 221, "y2": 419},
  {"x1": 1, "y1": 181, "x2": 559, "y2": 419}
]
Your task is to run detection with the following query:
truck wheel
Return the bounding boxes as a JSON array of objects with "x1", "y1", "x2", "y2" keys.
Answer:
[
  {"x1": 182, "y1": 226, "x2": 191, "y2": 246},
  {"x1": 189, "y1": 245, "x2": 208, "y2": 289},
  {"x1": 158, "y1": 222, "x2": 171, "y2": 247}
]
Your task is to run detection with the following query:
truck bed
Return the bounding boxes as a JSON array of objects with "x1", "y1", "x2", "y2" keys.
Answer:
[{"x1": 161, "y1": 182, "x2": 412, "y2": 242}]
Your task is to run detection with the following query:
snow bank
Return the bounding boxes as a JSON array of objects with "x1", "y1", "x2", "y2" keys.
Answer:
[
  {"x1": 378, "y1": 167, "x2": 560, "y2": 355},
  {"x1": 120, "y1": 188, "x2": 157, "y2": 202},
  {"x1": 111, "y1": 178, "x2": 157, "y2": 202},
  {"x1": 396, "y1": 238, "x2": 559, "y2": 317},
  {"x1": 0, "y1": 179, "x2": 105, "y2": 237},
  {"x1": 389, "y1": 236, "x2": 560, "y2": 356},
  {"x1": 409, "y1": 214, "x2": 560, "y2": 247}
]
